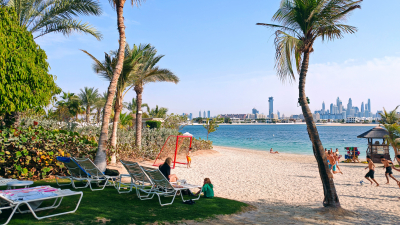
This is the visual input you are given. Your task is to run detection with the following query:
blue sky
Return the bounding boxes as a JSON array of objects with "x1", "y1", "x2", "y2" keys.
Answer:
[{"x1": 36, "y1": 0, "x2": 400, "y2": 117}]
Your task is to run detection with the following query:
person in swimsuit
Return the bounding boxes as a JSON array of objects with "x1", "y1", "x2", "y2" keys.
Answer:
[
  {"x1": 270, "y1": 148, "x2": 279, "y2": 154},
  {"x1": 365, "y1": 155, "x2": 379, "y2": 186},
  {"x1": 327, "y1": 151, "x2": 336, "y2": 177},
  {"x1": 380, "y1": 156, "x2": 400, "y2": 185},
  {"x1": 333, "y1": 153, "x2": 343, "y2": 174},
  {"x1": 391, "y1": 155, "x2": 400, "y2": 188},
  {"x1": 187, "y1": 148, "x2": 192, "y2": 168}
]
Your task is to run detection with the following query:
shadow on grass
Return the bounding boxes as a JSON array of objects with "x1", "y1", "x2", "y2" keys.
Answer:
[{"x1": 0, "y1": 179, "x2": 248, "y2": 225}]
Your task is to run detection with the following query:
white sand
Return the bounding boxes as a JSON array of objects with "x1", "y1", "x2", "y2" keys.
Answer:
[{"x1": 115, "y1": 146, "x2": 400, "y2": 224}]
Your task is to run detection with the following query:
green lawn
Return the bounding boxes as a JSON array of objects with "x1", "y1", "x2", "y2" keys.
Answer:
[{"x1": 1, "y1": 179, "x2": 248, "y2": 224}]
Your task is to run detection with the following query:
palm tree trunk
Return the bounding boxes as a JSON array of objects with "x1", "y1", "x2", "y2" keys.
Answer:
[
  {"x1": 97, "y1": 109, "x2": 100, "y2": 123},
  {"x1": 86, "y1": 105, "x2": 90, "y2": 123},
  {"x1": 299, "y1": 52, "x2": 340, "y2": 208},
  {"x1": 134, "y1": 85, "x2": 143, "y2": 147},
  {"x1": 110, "y1": 96, "x2": 122, "y2": 164},
  {"x1": 93, "y1": 0, "x2": 127, "y2": 172}
]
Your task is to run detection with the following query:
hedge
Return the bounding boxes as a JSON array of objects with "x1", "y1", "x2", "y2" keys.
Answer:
[
  {"x1": 146, "y1": 120, "x2": 162, "y2": 129},
  {"x1": 0, "y1": 124, "x2": 97, "y2": 179}
]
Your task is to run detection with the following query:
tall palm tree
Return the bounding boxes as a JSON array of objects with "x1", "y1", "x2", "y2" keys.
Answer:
[
  {"x1": 257, "y1": 0, "x2": 361, "y2": 208},
  {"x1": 57, "y1": 91, "x2": 81, "y2": 120},
  {"x1": 5, "y1": 0, "x2": 102, "y2": 39},
  {"x1": 82, "y1": 43, "x2": 149, "y2": 150},
  {"x1": 133, "y1": 46, "x2": 179, "y2": 147},
  {"x1": 148, "y1": 105, "x2": 168, "y2": 118},
  {"x1": 125, "y1": 97, "x2": 148, "y2": 114},
  {"x1": 94, "y1": 0, "x2": 146, "y2": 172},
  {"x1": 94, "y1": 93, "x2": 107, "y2": 123},
  {"x1": 78, "y1": 87, "x2": 99, "y2": 123}
]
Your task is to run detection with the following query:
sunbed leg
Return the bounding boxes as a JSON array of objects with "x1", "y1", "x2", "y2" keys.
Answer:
[
  {"x1": 55, "y1": 176, "x2": 72, "y2": 186},
  {"x1": 1, "y1": 204, "x2": 20, "y2": 225},
  {"x1": 158, "y1": 191, "x2": 177, "y2": 206}
]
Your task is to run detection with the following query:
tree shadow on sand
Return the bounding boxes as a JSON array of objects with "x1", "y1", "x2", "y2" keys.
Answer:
[{"x1": 198, "y1": 199, "x2": 400, "y2": 225}]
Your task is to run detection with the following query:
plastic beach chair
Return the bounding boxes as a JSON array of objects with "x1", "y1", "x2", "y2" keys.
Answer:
[
  {"x1": 141, "y1": 167, "x2": 201, "y2": 206},
  {"x1": 0, "y1": 186, "x2": 83, "y2": 225},
  {"x1": 72, "y1": 157, "x2": 119, "y2": 191},
  {"x1": 55, "y1": 157, "x2": 92, "y2": 189},
  {"x1": 117, "y1": 160, "x2": 154, "y2": 199}
]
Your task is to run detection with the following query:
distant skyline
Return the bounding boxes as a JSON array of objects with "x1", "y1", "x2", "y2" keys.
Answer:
[{"x1": 36, "y1": 1, "x2": 400, "y2": 115}]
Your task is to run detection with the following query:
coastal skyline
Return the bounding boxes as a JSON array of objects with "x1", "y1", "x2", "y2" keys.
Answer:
[{"x1": 36, "y1": 0, "x2": 400, "y2": 115}]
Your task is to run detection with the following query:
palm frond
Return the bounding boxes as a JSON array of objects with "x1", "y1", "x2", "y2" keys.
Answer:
[{"x1": 274, "y1": 30, "x2": 302, "y2": 82}]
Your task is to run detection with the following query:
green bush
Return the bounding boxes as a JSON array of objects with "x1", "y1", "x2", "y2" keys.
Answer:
[
  {"x1": 0, "y1": 124, "x2": 97, "y2": 179},
  {"x1": 146, "y1": 120, "x2": 161, "y2": 129}
]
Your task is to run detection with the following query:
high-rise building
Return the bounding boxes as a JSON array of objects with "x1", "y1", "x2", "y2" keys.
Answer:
[
  {"x1": 203, "y1": 111, "x2": 206, "y2": 118},
  {"x1": 199, "y1": 111, "x2": 201, "y2": 117},
  {"x1": 322, "y1": 101, "x2": 325, "y2": 114},
  {"x1": 347, "y1": 98, "x2": 352, "y2": 116},
  {"x1": 330, "y1": 103, "x2": 334, "y2": 114},
  {"x1": 252, "y1": 108, "x2": 259, "y2": 114},
  {"x1": 207, "y1": 111, "x2": 210, "y2": 118},
  {"x1": 338, "y1": 100, "x2": 343, "y2": 114},
  {"x1": 277, "y1": 111, "x2": 280, "y2": 119},
  {"x1": 189, "y1": 113, "x2": 193, "y2": 120},
  {"x1": 368, "y1": 99, "x2": 371, "y2": 112},
  {"x1": 361, "y1": 102, "x2": 364, "y2": 113},
  {"x1": 268, "y1": 97, "x2": 274, "y2": 118}
]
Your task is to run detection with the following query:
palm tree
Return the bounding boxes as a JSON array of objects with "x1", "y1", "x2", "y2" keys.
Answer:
[
  {"x1": 94, "y1": 93, "x2": 107, "y2": 123},
  {"x1": 380, "y1": 106, "x2": 400, "y2": 155},
  {"x1": 78, "y1": 87, "x2": 99, "y2": 123},
  {"x1": 82, "y1": 43, "x2": 149, "y2": 151},
  {"x1": 257, "y1": 0, "x2": 361, "y2": 208},
  {"x1": 125, "y1": 98, "x2": 148, "y2": 115},
  {"x1": 5, "y1": 0, "x2": 102, "y2": 40},
  {"x1": 56, "y1": 91, "x2": 82, "y2": 121},
  {"x1": 118, "y1": 112, "x2": 133, "y2": 130},
  {"x1": 148, "y1": 105, "x2": 168, "y2": 118},
  {"x1": 133, "y1": 46, "x2": 179, "y2": 147}
]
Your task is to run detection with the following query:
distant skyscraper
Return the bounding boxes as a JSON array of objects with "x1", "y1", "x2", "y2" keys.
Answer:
[
  {"x1": 199, "y1": 111, "x2": 201, "y2": 117},
  {"x1": 368, "y1": 99, "x2": 371, "y2": 112},
  {"x1": 322, "y1": 101, "x2": 325, "y2": 114},
  {"x1": 189, "y1": 113, "x2": 192, "y2": 120},
  {"x1": 347, "y1": 98, "x2": 352, "y2": 116},
  {"x1": 361, "y1": 102, "x2": 364, "y2": 113},
  {"x1": 207, "y1": 111, "x2": 210, "y2": 118},
  {"x1": 252, "y1": 108, "x2": 259, "y2": 114},
  {"x1": 277, "y1": 111, "x2": 280, "y2": 119},
  {"x1": 268, "y1": 97, "x2": 274, "y2": 118},
  {"x1": 203, "y1": 111, "x2": 206, "y2": 118},
  {"x1": 330, "y1": 103, "x2": 334, "y2": 115}
]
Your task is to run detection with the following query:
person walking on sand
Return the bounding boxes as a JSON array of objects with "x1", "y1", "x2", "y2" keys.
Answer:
[
  {"x1": 270, "y1": 148, "x2": 279, "y2": 154},
  {"x1": 380, "y1": 156, "x2": 400, "y2": 185},
  {"x1": 365, "y1": 156, "x2": 379, "y2": 186},
  {"x1": 327, "y1": 151, "x2": 337, "y2": 177},
  {"x1": 334, "y1": 153, "x2": 343, "y2": 174},
  {"x1": 186, "y1": 148, "x2": 192, "y2": 168},
  {"x1": 391, "y1": 155, "x2": 400, "y2": 188}
]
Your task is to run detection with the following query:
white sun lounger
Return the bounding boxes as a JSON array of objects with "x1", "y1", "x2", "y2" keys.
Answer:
[
  {"x1": 55, "y1": 157, "x2": 92, "y2": 189},
  {"x1": 117, "y1": 160, "x2": 154, "y2": 199},
  {"x1": 73, "y1": 157, "x2": 119, "y2": 191},
  {"x1": 141, "y1": 167, "x2": 202, "y2": 206},
  {"x1": 0, "y1": 186, "x2": 83, "y2": 225},
  {"x1": 0, "y1": 179, "x2": 17, "y2": 187}
]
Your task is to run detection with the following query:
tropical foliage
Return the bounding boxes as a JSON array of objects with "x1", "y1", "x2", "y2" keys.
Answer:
[
  {"x1": 203, "y1": 116, "x2": 220, "y2": 140},
  {"x1": 257, "y1": 0, "x2": 361, "y2": 208},
  {"x1": 0, "y1": 123, "x2": 97, "y2": 179},
  {"x1": 146, "y1": 120, "x2": 161, "y2": 129},
  {"x1": 0, "y1": 6, "x2": 60, "y2": 127},
  {"x1": 380, "y1": 106, "x2": 400, "y2": 156},
  {"x1": 78, "y1": 87, "x2": 99, "y2": 123},
  {"x1": 4, "y1": 0, "x2": 102, "y2": 39}
]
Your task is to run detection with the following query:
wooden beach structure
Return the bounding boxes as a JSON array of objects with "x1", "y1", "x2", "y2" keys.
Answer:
[{"x1": 357, "y1": 126, "x2": 390, "y2": 163}]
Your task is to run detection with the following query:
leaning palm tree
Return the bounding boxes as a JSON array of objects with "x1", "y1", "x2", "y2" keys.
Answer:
[
  {"x1": 82, "y1": 43, "x2": 149, "y2": 151},
  {"x1": 133, "y1": 46, "x2": 179, "y2": 147},
  {"x1": 257, "y1": 0, "x2": 361, "y2": 208},
  {"x1": 93, "y1": 0, "x2": 146, "y2": 172},
  {"x1": 78, "y1": 87, "x2": 99, "y2": 123},
  {"x1": 5, "y1": 0, "x2": 102, "y2": 39}
]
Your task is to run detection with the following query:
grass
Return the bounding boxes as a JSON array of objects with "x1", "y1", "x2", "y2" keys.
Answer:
[{"x1": 1, "y1": 179, "x2": 248, "y2": 224}]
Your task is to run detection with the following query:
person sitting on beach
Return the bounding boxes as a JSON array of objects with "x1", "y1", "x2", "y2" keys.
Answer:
[
  {"x1": 195, "y1": 178, "x2": 214, "y2": 198},
  {"x1": 365, "y1": 155, "x2": 379, "y2": 186},
  {"x1": 159, "y1": 157, "x2": 179, "y2": 182},
  {"x1": 270, "y1": 148, "x2": 279, "y2": 154},
  {"x1": 380, "y1": 156, "x2": 400, "y2": 186},
  {"x1": 187, "y1": 148, "x2": 192, "y2": 168}
]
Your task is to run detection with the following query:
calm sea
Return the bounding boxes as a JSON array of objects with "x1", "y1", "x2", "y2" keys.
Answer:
[{"x1": 180, "y1": 124, "x2": 377, "y2": 158}]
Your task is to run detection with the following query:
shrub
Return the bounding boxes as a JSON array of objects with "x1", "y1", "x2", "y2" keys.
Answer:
[
  {"x1": 0, "y1": 124, "x2": 97, "y2": 179},
  {"x1": 146, "y1": 120, "x2": 161, "y2": 129}
]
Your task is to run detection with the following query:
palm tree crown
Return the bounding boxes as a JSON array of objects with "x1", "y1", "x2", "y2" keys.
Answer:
[
  {"x1": 5, "y1": 0, "x2": 102, "y2": 39},
  {"x1": 78, "y1": 87, "x2": 99, "y2": 123},
  {"x1": 257, "y1": 0, "x2": 361, "y2": 81}
]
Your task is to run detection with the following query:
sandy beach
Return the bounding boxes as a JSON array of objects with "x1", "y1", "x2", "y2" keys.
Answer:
[{"x1": 115, "y1": 146, "x2": 400, "y2": 224}]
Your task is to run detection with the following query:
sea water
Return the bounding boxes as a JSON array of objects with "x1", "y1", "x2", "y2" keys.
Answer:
[{"x1": 180, "y1": 124, "x2": 377, "y2": 158}]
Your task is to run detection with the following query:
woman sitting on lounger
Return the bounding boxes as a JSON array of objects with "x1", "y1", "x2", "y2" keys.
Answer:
[{"x1": 159, "y1": 157, "x2": 179, "y2": 182}]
